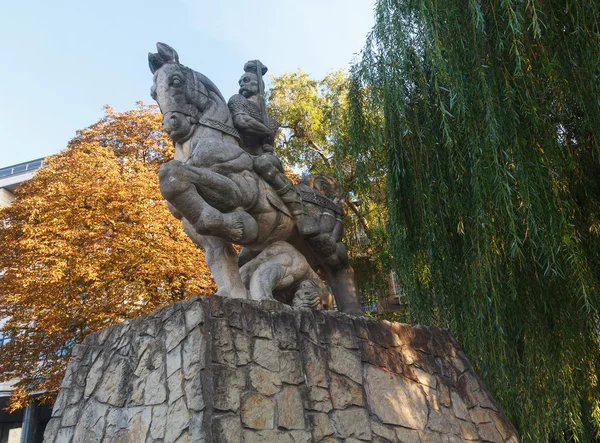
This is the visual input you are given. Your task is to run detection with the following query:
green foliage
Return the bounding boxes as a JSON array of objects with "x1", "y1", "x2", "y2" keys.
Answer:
[
  {"x1": 268, "y1": 71, "x2": 393, "y2": 307},
  {"x1": 349, "y1": 0, "x2": 600, "y2": 440}
]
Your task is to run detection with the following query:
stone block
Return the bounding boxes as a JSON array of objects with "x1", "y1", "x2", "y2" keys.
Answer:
[
  {"x1": 276, "y1": 385, "x2": 305, "y2": 430},
  {"x1": 241, "y1": 392, "x2": 275, "y2": 430},
  {"x1": 330, "y1": 372, "x2": 364, "y2": 409},
  {"x1": 364, "y1": 365, "x2": 428, "y2": 430},
  {"x1": 329, "y1": 345, "x2": 362, "y2": 384},
  {"x1": 309, "y1": 412, "x2": 334, "y2": 441},
  {"x1": 212, "y1": 364, "x2": 245, "y2": 412},
  {"x1": 211, "y1": 414, "x2": 241, "y2": 443},
  {"x1": 47, "y1": 295, "x2": 518, "y2": 443},
  {"x1": 253, "y1": 337, "x2": 280, "y2": 372},
  {"x1": 330, "y1": 408, "x2": 372, "y2": 440},
  {"x1": 273, "y1": 310, "x2": 299, "y2": 350}
]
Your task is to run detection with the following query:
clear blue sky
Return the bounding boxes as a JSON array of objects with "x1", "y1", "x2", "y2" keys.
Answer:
[{"x1": 0, "y1": 0, "x2": 375, "y2": 168}]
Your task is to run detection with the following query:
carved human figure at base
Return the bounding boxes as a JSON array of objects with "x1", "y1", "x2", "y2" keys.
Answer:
[{"x1": 239, "y1": 240, "x2": 334, "y2": 310}]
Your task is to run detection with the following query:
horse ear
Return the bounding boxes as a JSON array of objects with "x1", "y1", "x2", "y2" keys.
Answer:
[
  {"x1": 156, "y1": 42, "x2": 179, "y2": 64},
  {"x1": 148, "y1": 53, "x2": 163, "y2": 74}
]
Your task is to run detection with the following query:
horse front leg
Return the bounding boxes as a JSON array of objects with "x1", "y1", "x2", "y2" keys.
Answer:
[
  {"x1": 182, "y1": 219, "x2": 248, "y2": 299},
  {"x1": 159, "y1": 160, "x2": 258, "y2": 244}
]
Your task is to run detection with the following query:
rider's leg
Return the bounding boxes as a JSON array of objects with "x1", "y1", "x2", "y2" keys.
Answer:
[
  {"x1": 160, "y1": 160, "x2": 258, "y2": 244},
  {"x1": 253, "y1": 155, "x2": 320, "y2": 237}
]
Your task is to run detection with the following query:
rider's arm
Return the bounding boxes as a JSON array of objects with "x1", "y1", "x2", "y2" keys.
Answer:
[{"x1": 233, "y1": 113, "x2": 273, "y2": 138}]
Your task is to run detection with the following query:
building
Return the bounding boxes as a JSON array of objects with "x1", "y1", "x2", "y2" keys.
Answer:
[{"x1": 0, "y1": 159, "x2": 52, "y2": 443}]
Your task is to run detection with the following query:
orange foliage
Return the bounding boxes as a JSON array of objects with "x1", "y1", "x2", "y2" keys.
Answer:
[{"x1": 0, "y1": 104, "x2": 214, "y2": 407}]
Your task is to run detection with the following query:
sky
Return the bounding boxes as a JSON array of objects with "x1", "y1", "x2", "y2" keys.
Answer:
[{"x1": 0, "y1": 0, "x2": 376, "y2": 168}]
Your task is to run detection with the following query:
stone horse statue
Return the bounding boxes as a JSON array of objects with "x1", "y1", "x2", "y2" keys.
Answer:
[{"x1": 148, "y1": 43, "x2": 362, "y2": 315}]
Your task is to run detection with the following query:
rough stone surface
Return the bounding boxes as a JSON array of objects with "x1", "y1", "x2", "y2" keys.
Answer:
[{"x1": 45, "y1": 295, "x2": 519, "y2": 443}]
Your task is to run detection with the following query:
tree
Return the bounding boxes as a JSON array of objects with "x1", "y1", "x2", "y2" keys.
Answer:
[
  {"x1": 0, "y1": 103, "x2": 214, "y2": 408},
  {"x1": 348, "y1": 0, "x2": 600, "y2": 440},
  {"x1": 268, "y1": 71, "x2": 394, "y2": 311}
]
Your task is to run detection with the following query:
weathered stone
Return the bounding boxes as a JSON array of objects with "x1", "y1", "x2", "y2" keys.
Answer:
[
  {"x1": 253, "y1": 337, "x2": 280, "y2": 371},
  {"x1": 309, "y1": 412, "x2": 334, "y2": 441},
  {"x1": 243, "y1": 430, "x2": 295, "y2": 443},
  {"x1": 209, "y1": 294, "x2": 224, "y2": 317},
  {"x1": 182, "y1": 326, "x2": 205, "y2": 374},
  {"x1": 273, "y1": 310, "x2": 299, "y2": 349},
  {"x1": 144, "y1": 368, "x2": 167, "y2": 405},
  {"x1": 95, "y1": 356, "x2": 130, "y2": 407},
  {"x1": 307, "y1": 386, "x2": 333, "y2": 412},
  {"x1": 359, "y1": 339, "x2": 403, "y2": 373},
  {"x1": 300, "y1": 337, "x2": 328, "y2": 387},
  {"x1": 184, "y1": 297, "x2": 204, "y2": 331},
  {"x1": 71, "y1": 400, "x2": 108, "y2": 443},
  {"x1": 249, "y1": 365, "x2": 282, "y2": 396},
  {"x1": 168, "y1": 371, "x2": 184, "y2": 404},
  {"x1": 125, "y1": 407, "x2": 152, "y2": 442},
  {"x1": 212, "y1": 414, "x2": 241, "y2": 443},
  {"x1": 43, "y1": 418, "x2": 61, "y2": 443},
  {"x1": 450, "y1": 391, "x2": 468, "y2": 421},
  {"x1": 49, "y1": 295, "x2": 518, "y2": 443},
  {"x1": 427, "y1": 407, "x2": 460, "y2": 435},
  {"x1": 371, "y1": 420, "x2": 397, "y2": 441},
  {"x1": 405, "y1": 365, "x2": 437, "y2": 389},
  {"x1": 232, "y1": 329, "x2": 252, "y2": 365},
  {"x1": 477, "y1": 422, "x2": 504, "y2": 442},
  {"x1": 61, "y1": 405, "x2": 79, "y2": 427},
  {"x1": 279, "y1": 350, "x2": 303, "y2": 384},
  {"x1": 395, "y1": 426, "x2": 421, "y2": 443},
  {"x1": 295, "y1": 310, "x2": 318, "y2": 342},
  {"x1": 223, "y1": 297, "x2": 244, "y2": 329},
  {"x1": 439, "y1": 382, "x2": 451, "y2": 408},
  {"x1": 458, "y1": 419, "x2": 479, "y2": 440},
  {"x1": 289, "y1": 430, "x2": 312, "y2": 443},
  {"x1": 419, "y1": 431, "x2": 444, "y2": 443},
  {"x1": 150, "y1": 404, "x2": 167, "y2": 440},
  {"x1": 188, "y1": 411, "x2": 206, "y2": 442},
  {"x1": 329, "y1": 345, "x2": 362, "y2": 384},
  {"x1": 330, "y1": 408, "x2": 372, "y2": 440},
  {"x1": 165, "y1": 397, "x2": 189, "y2": 443},
  {"x1": 211, "y1": 318, "x2": 236, "y2": 366},
  {"x1": 213, "y1": 364, "x2": 245, "y2": 412},
  {"x1": 164, "y1": 309, "x2": 187, "y2": 352},
  {"x1": 276, "y1": 385, "x2": 305, "y2": 430},
  {"x1": 133, "y1": 337, "x2": 163, "y2": 378},
  {"x1": 241, "y1": 392, "x2": 275, "y2": 430},
  {"x1": 242, "y1": 302, "x2": 273, "y2": 338},
  {"x1": 318, "y1": 314, "x2": 358, "y2": 349},
  {"x1": 166, "y1": 344, "x2": 182, "y2": 377},
  {"x1": 365, "y1": 365, "x2": 428, "y2": 429},
  {"x1": 330, "y1": 372, "x2": 364, "y2": 409},
  {"x1": 55, "y1": 427, "x2": 75, "y2": 443},
  {"x1": 83, "y1": 353, "x2": 105, "y2": 399},
  {"x1": 184, "y1": 372, "x2": 205, "y2": 411}
]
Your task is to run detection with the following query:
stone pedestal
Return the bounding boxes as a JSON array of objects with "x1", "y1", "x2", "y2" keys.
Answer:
[{"x1": 43, "y1": 295, "x2": 519, "y2": 442}]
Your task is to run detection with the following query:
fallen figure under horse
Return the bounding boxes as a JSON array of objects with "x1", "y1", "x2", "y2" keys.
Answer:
[{"x1": 148, "y1": 42, "x2": 362, "y2": 315}]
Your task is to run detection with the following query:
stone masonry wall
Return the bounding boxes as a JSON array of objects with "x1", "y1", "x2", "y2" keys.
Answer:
[{"x1": 44, "y1": 295, "x2": 519, "y2": 443}]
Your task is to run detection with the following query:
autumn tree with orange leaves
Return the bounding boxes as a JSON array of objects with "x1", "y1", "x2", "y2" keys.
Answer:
[{"x1": 0, "y1": 103, "x2": 214, "y2": 408}]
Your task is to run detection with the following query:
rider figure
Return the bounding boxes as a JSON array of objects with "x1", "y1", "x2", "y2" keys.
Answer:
[{"x1": 228, "y1": 61, "x2": 319, "y2": 237}]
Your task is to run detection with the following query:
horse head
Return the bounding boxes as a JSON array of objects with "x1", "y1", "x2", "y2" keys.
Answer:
[{"x1": 149, "y1": 42, "x2": 227, "y2": 143}]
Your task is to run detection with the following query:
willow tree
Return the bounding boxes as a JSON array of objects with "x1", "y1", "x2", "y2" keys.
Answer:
[{"x1": 348, "y1": 0, "x2": 600, "y2": 440}]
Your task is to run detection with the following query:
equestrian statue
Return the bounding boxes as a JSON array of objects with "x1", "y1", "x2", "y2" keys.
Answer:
[{"x1": 148, "y1": 42, "x2": 362, "y2": 315}]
